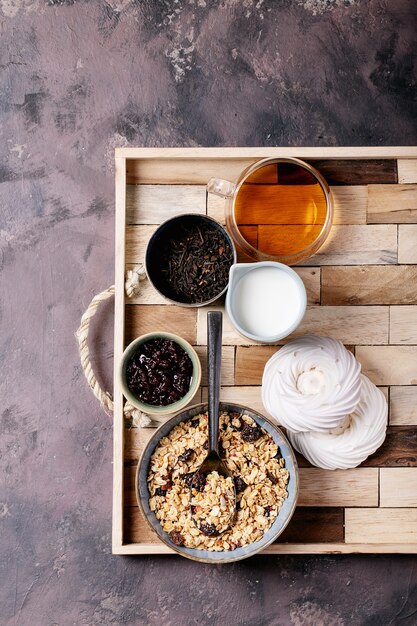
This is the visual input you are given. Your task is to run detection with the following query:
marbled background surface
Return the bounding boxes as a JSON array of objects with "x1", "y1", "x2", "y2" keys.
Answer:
[{"x1": 1, "y1": 1, "x2": 416, "y2": 624}]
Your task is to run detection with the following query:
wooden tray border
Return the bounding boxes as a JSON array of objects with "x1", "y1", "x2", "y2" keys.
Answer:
[{"x1": 113, "y1": 146, "x2": 417, "y2": 555}]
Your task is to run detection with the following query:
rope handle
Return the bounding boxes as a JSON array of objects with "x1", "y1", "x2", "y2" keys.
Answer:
[{"x1": 76, "y1": 264, "x2": 156, "y2": 427}]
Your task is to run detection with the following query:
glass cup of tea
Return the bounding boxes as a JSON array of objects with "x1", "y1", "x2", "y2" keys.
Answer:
[{"x1": 207, "y1": 157, "x2": 333, "y2": 265}]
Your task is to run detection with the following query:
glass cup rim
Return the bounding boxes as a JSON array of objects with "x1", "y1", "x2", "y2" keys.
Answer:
[{"x1": 228, "y1": 156, "x2": 333, "y2": 264}]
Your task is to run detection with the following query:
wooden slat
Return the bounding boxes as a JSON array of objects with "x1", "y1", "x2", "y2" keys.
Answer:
[
  {"x1": 123, "y1": 152, "x2": 405, "y2": 186},
  {"x1": 235, "y1": 346, "x2": 278, "y2": 385},
  {"x1": 235, "y1": 345, "x2": 355, "y2": 386},
  {"x1": 195, "y1": 346, "x2": 235, "y2": 386},
  {"x1": 368, "y1": 184, "x2": 417, "y2": 223},
  {"x1": 345, "y1": 508, "x2": 417, "y2": 543},
  {"x1": 298, "y1": 468, "x2": 378, "y2": 507},
  {"x1": 118, "y1": 147, "x2": 417, "y2": 159},
  {"x1": 126, "y1": 185, "x2": 206, "y2": 224},
  {"x1": 124, "y1": 426, "x2": 154, "y2": 463},
  {"x1": 294, "y1": 306, "x2": 388, "y2": 345},
  {"x1": 201, "y1": 386, "x2": 268, "y2": 418},
  {"x1": 126, "y1": 158, "x2": 258, "y2": 185},
  {"x1": 306, "y1": 159, "x2": 397, "y2": 185},
  {"x1": 124, "y1": 507, "x2": 160, "y2": 544},
  {"x1": 398, "y1": 159, "x2": 417, "y2": 183},
  {"x1": 398, "y1": 225, "x2": 417, "y2": 264},
  {"x1": 390, "y1": 306, "x2": 417, "y2": 344},
  {"x1": 277, "y1": 508, "x2": 344, "y2": 543},
  {"x1": 125, "y1": 305, "x2": 197, "y2": 345},
  {"x1": 297, "y1": 225, "x2": 397, "y2": 266},
  {"x1": 356, "y1": 346, "x2": 417, "y2": 385},
  {"x1": 115, "y1": 541, "x2": 417, "y2": 555},
  {"x1": 125, "y1": 225, "x2": 156, "y2": 264},
  {"x1": 295, "y1": 268, "x2": 321, "y2": 305},
  {"x1": 329, "y1": 186, "x2": 367, "y2": 223},
  {"x1": 113, "y1": 156, "x2": 127, "y2": 553},
  {"x1": 322, "y1": 266, "x2": 417, "y2": 305},
  {"x1": 380, "y1": 469, "x2": 417, "y2": 507},
  {"x1": 390, "y1": 387, "x2": 417, "y2": 425},
  {"x1": 197, "y1": 305, "x2": 388, "y2": 346},
  {"x1": 362, "y1": 427, "x2": 417, "y2": 467}
]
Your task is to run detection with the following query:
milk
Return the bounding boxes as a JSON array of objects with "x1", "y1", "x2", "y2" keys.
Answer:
[{"x1": 232, "y1": 266, "x2": 303, "y2": 338}]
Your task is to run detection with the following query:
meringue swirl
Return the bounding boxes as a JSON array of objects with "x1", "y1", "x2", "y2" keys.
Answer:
[
  {"x1": 261, "y1": 335, "x2": 362, "y2": 432},
  {"x1": 288, "y1": 375, "x2": 388, "y2": 470}
]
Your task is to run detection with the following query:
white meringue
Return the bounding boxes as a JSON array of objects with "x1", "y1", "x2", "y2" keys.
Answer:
[
  {"x1": 288, "y1": 375, "x2": 388, "y2": 470},
  {"x1": 261, "y1": 335, "x2": 362, "y2": 433}
]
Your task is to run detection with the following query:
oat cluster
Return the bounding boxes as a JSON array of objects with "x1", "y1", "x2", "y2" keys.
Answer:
[
  {"x1": 147, "y1": 411, "x2": 289, "y2": 551},
  {"x1": 191, "y1": 471, "x2": 235, "y2": 535}
]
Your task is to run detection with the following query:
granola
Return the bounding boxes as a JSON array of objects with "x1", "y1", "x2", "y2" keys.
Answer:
[
  {"x1": 147, "y1": 411, "x2": 289, "y2": 551},
  {"x1": 191, "y1": 471, "x2": 235, "y2": 535}
]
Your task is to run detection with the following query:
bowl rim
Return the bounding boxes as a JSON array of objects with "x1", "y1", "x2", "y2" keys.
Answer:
[
  {"x1": 225, "y1": 261, "x2": 307, "y2": 343},
  {"x1": 144, "y1": 213, "x2": 237, "y2": 308},
  {"x1": 118, "y1": 332, "x2": 202, "y2": 416},
  {"x1": 136, "y1": 401, "x2": 299, "y2": 563}
]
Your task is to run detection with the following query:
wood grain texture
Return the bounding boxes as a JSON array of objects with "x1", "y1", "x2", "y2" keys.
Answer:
[
  {"x1": 197, "y1": 305, "x2": 388, "y2": 346},
  {"x1": 295, "y1": 268, "x2": 321, "y2": 305},
  {"x1": 118, "y1": 147, "x2": 417, "y2": 159},
  {"x1": 124, "y1": 507, "x2": 160, "y2": 544},
  {"x1": 356, "y1": 346, "x2": 417, "y2": 385},
  {"x1": 398, "y1": 225, "x2": 417, "y2": 263},
  {"x1": 390, "y1": 387, "x2": 417, "y2": 425},
  {"x1": 235, "y1": 346, "x2": 278, "y2": 385},
  {"x1": 201, "y1": 385, "x2": 269, "y2": 417},
  {"x1": 297, "y1": 225, "x2": 397, "y2": 265},
  {"x1": 125, "y1": 225, "x2": 157, "y2": 264},
  {"x1": 298, "y1": 468, "x2": 378, "y2": 507},
  {"x1": 345, "y1": 508, "x2": 417, "y2": 543},
  {"x1": 390, "y1": 306, "x2": 417, "y2": 344},
  {"x1": 294, "y1": 306, "x2": 388, "y2": 345},
  {"x1": 322, "y1": 266, "x2": 417, "y2": 305},
  {"x1": 195, "y1": 345, "x2": 235, "y2": 386},
  {"x1": 276, "y1": 508, "x2": 344, "y2": 543},
  {"x1": 380, "y1": 469, "x2": 417, "y2": 507},
  {"x1": 362, "y1": 427, "x2": 417, "y2": 467},
  {"x1": 126, "y1": 157, "x2": 258, "y2": 185},
  {"x1": 126, "y1": 185, "x2": 206, "y2": 224},
  {"x1": 113, "y1": 157, "x2": 127, "y2": 553},
  {"x1": 116, "y1": 542, "x2": 417, "y2": 555},
  {"x1": 329, "y1": 186, "x2": 368, "y2": 224},
  {"x1": 125, "y1": 305, "x2": 197, "y2": 345},
  {"x1": 398, "y1": 159, "x2": 417, "y2": 183},
  {"x1": 368, "y1": 184, "x2": 417, "y2": 223},
  {"x1": 305, "y1": 159, "x2": 397, "y2": 185}
]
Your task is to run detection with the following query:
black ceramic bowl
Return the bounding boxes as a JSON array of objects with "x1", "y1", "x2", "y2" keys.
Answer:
[{"x1": 145, "y1": 214, "x2": 237, "y2": 307}]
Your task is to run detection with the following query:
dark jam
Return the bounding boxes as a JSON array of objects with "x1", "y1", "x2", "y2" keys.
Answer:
[{"x1": 126, "y1": 338, "x2": 193, "y2": 406}]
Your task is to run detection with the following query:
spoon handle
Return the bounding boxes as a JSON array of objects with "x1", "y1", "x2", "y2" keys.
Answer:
[{"x1": 207, "y1": 311, "x2": 222, "y2": 454}]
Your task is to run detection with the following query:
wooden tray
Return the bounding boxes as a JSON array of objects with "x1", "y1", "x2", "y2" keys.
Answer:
[{"x1": 113, "y1": 147, "x2": 417, "y2": 555}]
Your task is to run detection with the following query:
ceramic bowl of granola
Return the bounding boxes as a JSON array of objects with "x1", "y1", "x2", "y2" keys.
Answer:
[{"x1": 136, "y1": 402, "x2": 298, "y2": 563}]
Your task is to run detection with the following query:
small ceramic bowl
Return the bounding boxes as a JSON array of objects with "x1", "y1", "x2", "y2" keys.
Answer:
[
  {"x1": 136, "y1": 402, "x2": 299, "y2": 563},
  {"x1": 225, "y1": 262, "x2": 307, "y2": 344},
  {"x1": 119, "y1": 332, "x2": 202, "y2": 418},
  {"x1": 145, "y1": 213, "x2": 237, "y2": 307}
]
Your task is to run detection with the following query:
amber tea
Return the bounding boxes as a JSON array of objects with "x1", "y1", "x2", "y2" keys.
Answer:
[{"x1": 233, "y1": 161, "x2": 328, "y2": 258}]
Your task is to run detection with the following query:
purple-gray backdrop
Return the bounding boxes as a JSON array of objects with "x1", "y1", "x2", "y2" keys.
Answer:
[{"x1": 1, "y1": 1, "x2": 416, "y2": 625}]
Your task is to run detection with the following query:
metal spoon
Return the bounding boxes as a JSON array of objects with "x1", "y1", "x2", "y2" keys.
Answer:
[{"x1": 190, "y1": 311, "x2": 236, "y2": 536}]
